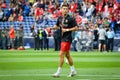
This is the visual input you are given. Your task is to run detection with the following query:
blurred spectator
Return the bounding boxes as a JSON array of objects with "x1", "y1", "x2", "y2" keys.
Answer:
[
  {"x1": 17, "y1": 25, "x2": 24, "y2": 48},
  {"x1": 85, "y1": 2, "x2": 95, "y2": 20},
  {"x1": 70, "y1": 0, "x2": 77, "y2": 13},
  {"x1": 30, "y1": 24, "x2": 35, "y2": 34},
  {"x1": 29, "y1": 3, "x2": 34, "y2": 16},
  {"x1": 114, "y1": 13, "x2": 120, "y2": 32},
  {"x1": 18, "y1": 14, "x2": 23, "y2": 22},
  {"x1": 96, "y1": 16, "x2": 103, "y2": 27},
  {"x1": 6, "y1": 4, "x2": 13, "y2": 18},
  {"x1": 69, "y1": 0, "x2": 77, "y2": 17},
  {"x1": 102, "y1": 4, "x2": 109, "y2": 18},
  {"x1": 103, "y1": 17, "x2": 110, "y2": 29},
  {"x1": 8, "y1": 14, "x2": 14, "y2": 21},
  {"x1": 37, "y1": 15, "x2": 48, "y2": 25},
  {"x1": 14, "y1": 5, "x2": 20, "y2": 16},
  {"x1": 4, "y1": 28, "x2": 10, "y2": 49},
  {"x1": 13, "y1": 13, "x2": 17, "y2": 21},
  {"x1": 93, "y1": 24, "x2": 99, "y2": 49},
  {"x1": 34, "y1": 3, "x2": 44, "y2": 22},
  {"x1": 36, "y1": 16, "x2": 43, "y2": 24},
  {"x1": 29, "y1": 0, "x2": 34, "y2": 4},
  {"x1": 1, "y1": 32, "x2": 7, "y2": 49},
  {"x1": 96, "y1": 0, "x2": 104, "y2": 13},
  {"x1": 1, "y1": 0, "x2": 6, "y2": 8},
  {"x1": 81, "y1": 1, "x2": 87, "y2": 15},
  {"x1": 48, "y1": 1, "x2": 55, "y2": 13},
  {"x1": 39, "y1": 28, "x2": 43, "y2": 50},
  {"x1": 11, "y1": 0, "x2": 16, "y2": 4},
  {"x1": 9, "y1": 25, "x2": 15, "y2": 50},
  {"x1": 32, "y1": 26, "x2": 40, "y2": 50},
  {"x1": 93, "y1": 24, "x2": 99, "y2": 41},
  {"x1": 23, "y1": 2, "x2": 30, "y2": 16},
  {"x1": 42, "y1": 16, "x2": 48, "y2": 25},
  {"x1": 106, "y1": 28, "x2": 115, "y2": 52},
  {"x1": 0, "y1": 0, "x2": 2, "y2": 8},
  {"x1": 14, "y1": 28, "x2": 19, "y2": 49},
  {"x1": 0, "y1": 9, "x2": 4, "y2": 21},
  {"x1": 2, "y1": 15, "x2": 8, "y2": 22},
  {"x1": 75, "y1": 13, "x2": 82, "y2": 24},
  {"x1": 19, "y1": 7, "x2": 24, "y2": 15},
  {"x1": 108, "y1": 0, "x2": 114, "y2": 14},
  {"x1": 33, "y1": 0, "x2": 39, "y2": 7},
  {"x1": 43, "y1": 28, "x2": 49, "y2": 50},
  {"x1": 38, "y1": 0, "x2": 45, "y2": 9},
  {"x1": 0, "y1": 27, "x2": 2, "y2": 49},
  {"x1": 117, "y1": 13, "x2": 120, "y2": 23},
  {"x1": 76, "y1": 3, "x2": 84, "y2": 16},
  {"x1": 81, "y1": 15, "x2": 88, "y2": 25},
  {"x1": 98, "y1": 25, "x2": 107, "y2": 52},
  {"x1": 1, "y1": 29, "x2": 7, "y2": 49},
  {"x1": 86, "y1": 29, "x2": 94, "y2": 51}
]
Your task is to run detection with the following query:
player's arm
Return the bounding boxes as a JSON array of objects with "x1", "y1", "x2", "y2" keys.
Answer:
[
  {"x1": 62, "y1": 17, "x2": 78, "y2": 32},
  {"x1": 50, "y1": 17, "x2": 60, "y2": 30},
  {"x1": 50, "y1": 25, "x2": 59, "y2": 30},
  {"x1": 65, "y1": 26, "x2": 78, "y2": 32}
]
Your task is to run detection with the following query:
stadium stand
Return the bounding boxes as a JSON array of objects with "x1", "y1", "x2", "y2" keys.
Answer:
[
  {"x1": 0, "y1": 0, "x2": 119, "y2": 37},
  {"x1": 0, "y1": 0, "x2": 120, "y2": 51}
]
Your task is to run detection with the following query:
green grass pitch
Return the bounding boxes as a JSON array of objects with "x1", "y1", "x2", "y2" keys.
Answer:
[{"x1": 0, "y1": 49, "x2": 120, "y2": 80}]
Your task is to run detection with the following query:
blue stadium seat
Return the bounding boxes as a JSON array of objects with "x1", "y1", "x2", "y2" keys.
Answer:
[{"x1": 5, "y1": 0, "x2": 11, "y2": 6}]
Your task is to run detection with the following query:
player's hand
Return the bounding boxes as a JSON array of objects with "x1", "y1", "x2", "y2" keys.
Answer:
[
  {"x1": 62, "y1": 28, "x2": 69, "y2": 36},
  {"x1": 46, "y1": 27, "x2": 51, "y2": 30},
  {"x1": 62, "y1": 28, "x2": 67, "y2": 33},
  {"x1": 62, "y1": 28, "x2": 69, "y2": 33}
]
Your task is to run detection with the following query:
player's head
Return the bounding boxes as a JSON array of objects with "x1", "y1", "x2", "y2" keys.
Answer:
[{"x1": 61, "y1": 2, "x2": 69, "y2": 17}]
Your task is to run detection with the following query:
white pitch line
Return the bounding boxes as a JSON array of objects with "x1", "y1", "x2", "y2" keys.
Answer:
[
  {"x1": 77, "y1": 75, "x2": 120, "y2": 77},
  {"x1": 76, "y1": 78, "x2": 120, "y2": 80},
  {"x1": 0, "y1": 74, "x2": 50, "y2": 76},
  {"x1": 0, "y1": 74, "x2": 120, "y2": 77},
  {"x1": 75, "y1": 79, "x2": 91, "y2": 80}
]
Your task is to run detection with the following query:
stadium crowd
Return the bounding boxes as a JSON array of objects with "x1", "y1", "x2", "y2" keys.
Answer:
[{"x1": 0, "y1": 0, "x2": 120, "y2": 52}]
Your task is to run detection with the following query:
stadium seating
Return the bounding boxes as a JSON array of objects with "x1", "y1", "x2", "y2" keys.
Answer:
[
  {"x1": 0, "y1": 16, "x2": 57, "y2": 37},
  {"x1": 0, "y1": 0, "x2": 119, "y2": 38},
  {"x1": 5, "y1": 0, "x2": 10, "y2": 6}
]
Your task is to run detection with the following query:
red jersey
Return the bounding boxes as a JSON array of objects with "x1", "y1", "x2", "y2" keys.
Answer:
[
  {"x1": 9, "y1": 28, "x2": 15, "y2": 39},
  {"x1": 76, "y1": 14, "x2": 82, "y2": 24},
  {"x1": 35, "y1": 8, "x2": 44, "y2": 17},
  {"x1": 70, "y1": 3, "x2": 77, "y2": 12}
]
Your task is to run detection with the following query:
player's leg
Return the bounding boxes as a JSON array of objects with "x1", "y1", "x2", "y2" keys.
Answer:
[
  {"x1": 103, "y1": 40, "x2": 106, "y2": 52},
  {"x1": 53, "y1": 42, "x2": 67, "y2": 77},
  {"x1": 65, "y1": 51, "x2": 73, "y2": 66},
  {"x1": 59, "y1": 51, "x2": 65, "y2": 67},
  {"x1": 111, "y1": 38, "x2": 114, "y2": 52},
  {"x1": 99, "y1": 42, "x2": 101, "y2": 52},
  {"x1": 65, "y1": 57, "x2": 69, "y2": 64},
  {"x1": 53, "y1": 50, "x2": 66, "y2": 77},
  {"x1": 65, "y1": 51, "x2": 76, "y2": 77}
]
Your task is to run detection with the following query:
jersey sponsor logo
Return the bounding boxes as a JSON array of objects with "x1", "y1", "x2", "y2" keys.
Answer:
[
  {"x1": 65, "y1": 19, "x2": 68, "y2": 23},
  {"x1": 61, "y1": 19, "x2": 68, "y2": 28}
]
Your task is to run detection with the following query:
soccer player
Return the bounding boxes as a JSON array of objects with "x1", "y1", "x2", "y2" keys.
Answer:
[{"x1": 50, "y1": 3, "x2": 78, "y2": 77}]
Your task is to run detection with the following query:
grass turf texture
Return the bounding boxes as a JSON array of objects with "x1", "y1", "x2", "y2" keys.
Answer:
[{"x1": 0, "y1": 49, "x2": 120, "y2": 80}]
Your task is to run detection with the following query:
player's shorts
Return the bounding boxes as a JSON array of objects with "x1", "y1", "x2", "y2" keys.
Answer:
[
  {"x1": 60, "y1": 42, "x2": 71, "y2": 52},
  {"x1": 99, "y1": 40, "x2": 106, "y2": 44}
]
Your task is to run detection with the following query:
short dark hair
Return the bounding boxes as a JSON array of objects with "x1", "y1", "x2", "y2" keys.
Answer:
[{"x1": 62, "y1": 2, "x2": 69, "y2": 8}]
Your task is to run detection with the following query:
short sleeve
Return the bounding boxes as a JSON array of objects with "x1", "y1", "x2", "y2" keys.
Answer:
[
  {"x1": 56, "y1": 17, "x2": 61, "y2": 26},
  {"x1": 70, "y1": 17, "x2": 78, "y2": 27},
  {"x1": 56, "y1": 18, "x2": 59, "y2": 26}
]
